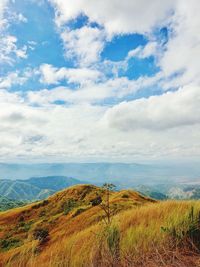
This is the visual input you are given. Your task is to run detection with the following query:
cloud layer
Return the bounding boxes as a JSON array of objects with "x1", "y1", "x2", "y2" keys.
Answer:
[
  {"x1": 105, "y1": 85, "x2": 200, "y2": 131},
  {"x1": 50, "y1": 0, "x2": 173, "y2": 35},
  {"x1": 0, "y1": 0, "x2": 200, "y2": 162}
]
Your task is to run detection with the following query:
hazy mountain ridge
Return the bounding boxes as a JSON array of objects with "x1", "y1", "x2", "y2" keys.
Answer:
[
  {"x1": 0, "y1": 175, "x2": 200, "y2": 203},
  {"x1": 136, "y1": 183, "x2": 200, "y2": 200},
  {"x1": 0, "y1": 162, "x2": 199, "y2": 184},
  {"x1": 0, "y1": 176, "x2": 83, "y2": 201},
  {"x1": 0, "y1": 163, "x2": 199, "y2": 202}
]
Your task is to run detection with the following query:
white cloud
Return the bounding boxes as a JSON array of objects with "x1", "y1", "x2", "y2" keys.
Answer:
[
  {"x1": 49, "y1": 0, "x2": 174, "y2": 35},
  {"x1": 0, "y1": 87, "x2": 200, "y2": 162},
  {"x1": 28, "y1": 73, "x2": 162, "y2": 105},
  {"x1": 61, "y1": 26, "x2": 105, "y2": 66},
  {"x1": 122, "y1": 42, "x2": 159, "y2": 66},
  {"x1": 0, "y1": 0, "x2": 8, "y2": 21},
  {"x1": 0, "y1": 71, "x2": 29, "y2": 89},
  {"x1": 0, "y1": 35, "x2": 17, "y2": 60},
  {"x1": 0, "y1": 0, "x2": 200, "y2": 162},
  {"x1": 0, "y1": 2, "x2": 28, "y2": 65},
  {"x1": 15, "y1": 45, "x2": 27, "y2": 59},
  {"x1": 17, "y1": 13, "x2": 27, "y2": 23},
  {"x1": 158, "y1": 0, "x2": 200, "y2": 89},
  {"x1": 39, "y1": 64, "x2": 103, "y2": 85},
  {"x1": 27, "y1": 82, "x2": 124, "y2": 105},
  {"x1": 0, "y1": 89, "x2": 21, "y2": 104},
  {"x1": 49, "y1": 0, "x2": 174, "y2": 67},
  {"x1": 27, "y1": 40, "x2": 37, "y2": 51},
  {"x1": 0, "y1": 34, "x2": 28, "y2": 64},
  {"x1": 8, "y1": 12, "x2": 28, "y2": 24},
  {"x1": 50, "y1": 0, "x2": 200, "y2": 91},
  {"x1": 139, "y1": 42, "x2": 158, "y2": 58},
  {"x1": 0, "y1": 89, "x2": 109, "y2": 161},
  {"x1": 104, "y1": 85, "x2": 200, "y2": 131}
]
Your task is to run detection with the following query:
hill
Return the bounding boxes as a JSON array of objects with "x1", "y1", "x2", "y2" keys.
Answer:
[
  {"x1": 0, "y1": 196, "x2": 25, "y2": 211},
  {"x1": 0, "y1": 184, "x2": 200, "y2": 266},
  {"x1": 0, "y1": 176, "x2": 83, "y2": 201},
  {"x1": 0, "y1": 184, "x2": 155, "y2": 266}
]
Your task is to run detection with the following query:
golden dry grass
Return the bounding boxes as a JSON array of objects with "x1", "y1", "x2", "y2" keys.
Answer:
[{"x1": 0, "y1": 185, "x2": 200, "y2": 267}]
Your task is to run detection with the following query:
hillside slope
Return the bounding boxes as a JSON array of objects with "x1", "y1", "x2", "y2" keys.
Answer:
[{"x1": 0, "y1": 185, "x2": 200, "y2": 267}]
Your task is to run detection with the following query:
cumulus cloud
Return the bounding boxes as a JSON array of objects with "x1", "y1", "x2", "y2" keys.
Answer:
[
  {"x1": 49, "y1": 0, "x2": 200, "y2": 90},
  {"x1": 61, "y1": 26, "x2": 105, "y2": 67},
  {"x1": 49, "y1": 0, "x2": 174, "y2": 67},
  {"x1": 0, "y1": 71, "x2": 30, "y2": 89},
  {"x1": 49, "y1": 0, "x2": 174, "y2": 35},
  {"x1": 0, "y1": 89, "x2": 108, "y2": 161},
  {"x1": 1, "y1": 0, "x2": 200, "y2": 162},
  {"x1": 39, "y1": 64, "x2": 103, "y2": 85},
  {"x1": 0, "y1": 0, "x2": 8, "y2": 21},
  {"x1": 0, "y1": 87, "x2": 200, "y2": 161},
  {"x1": 0, "y1": 1, "x2": 28, "y2": 65},
  {"x1": 28, "y1": 74, "x2": 161, "y2": 105},
  {"x1": 16, "y1": 13, "x2": 27, "y2": 23},
  {"x1": 127, "y1": 42, "x2": 159, "y2": 60},
  {"x1": 104, "y1": 85, "x2": 200, "y2": 131},
  {"x1": 159, "y1": 0, "x2": 200, "y2": 89},
  {"x1": 0, "y1": 35, "x2": 28, "y2": 64}
]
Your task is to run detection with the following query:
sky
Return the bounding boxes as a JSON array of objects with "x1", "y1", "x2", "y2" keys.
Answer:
[{"x1": 0, "y1": 0, "x2": 200, "y2": 163}]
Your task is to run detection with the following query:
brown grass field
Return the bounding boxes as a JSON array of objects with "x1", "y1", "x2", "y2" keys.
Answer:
[{"x1": 0, "y1": 184, "x2": 200, "y2": 267}]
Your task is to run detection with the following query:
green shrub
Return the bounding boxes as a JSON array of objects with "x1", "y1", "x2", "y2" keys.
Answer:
[
  {"x1": 39, "y1": 210, "x2": 46, "y2": 217},
  {"x1": 107, "y1": 225, "x2": 120, "y2": 257},
  {"x1": 62, "y1": 199, "x2": 76, "y2": 215},
  {"x1": 23, "y1": 221, "x2": 34, "y2": 232},
  {"x1": 121, "y1": 194, "x2": 129, "y2": 199},
  {"x1": 91, "y1": 196, "x2": 102, "y2": 206},
  {"x1": 32, "y1": 200, "x2": 49, "y2": 209},
  {"x1": 33, "y1": 228, "x2": 49, "y2": 244},
  {"x1": 72, "y1": 208, "x2": 86, "y2": 217},
  {"x1": 161, "y1": 206, "x2": 200, "y2": 250},
  {"x1": 0, "y1": 238, "x2": 23, "y2": 251},
  {"x1": 18, "y1": 215, "x2": 25, "y2": 222}
]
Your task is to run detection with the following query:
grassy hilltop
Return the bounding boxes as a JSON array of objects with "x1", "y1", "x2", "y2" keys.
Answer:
[{"x1": 0, "y1": 184, "x2": 200, "y2": 267}]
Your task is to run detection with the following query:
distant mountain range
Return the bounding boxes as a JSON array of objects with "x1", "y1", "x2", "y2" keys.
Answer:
[
  {"x1": 0, "y1": 176, "x2": 83, "y2": 201},
  {"x1": 136, "y1": 183, "x2": 200, "y2": 200},
  {"x1": 0, "y1": 162, "x2": 200, "y2": 186},
  {"x1": 0, "y1": 175, "x2": 200, "y2": 203},
  {"x1": 0, "y1": 162, "x2": 199, "y2": 202}
]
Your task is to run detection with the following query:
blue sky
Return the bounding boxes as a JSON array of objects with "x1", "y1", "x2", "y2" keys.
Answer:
[
  {"x1": 0, "y1": 0, "x2": 200, "y2": 163},
  {"x1": 3, "y1": 1, "x2": 160, "y2": 94}
]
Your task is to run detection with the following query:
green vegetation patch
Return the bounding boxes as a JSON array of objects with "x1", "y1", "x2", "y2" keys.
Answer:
[
  {"x1": 72, "y1": 207, "x2": 87, "y2": 217},
  {"x1": 61, "y1": 199, "x2": 77, "y2": 215},
  {"x1": 31, "y1": 200, "x2": 49, "y2": 209},
  {"x1": 0, "y1": 197, "x2": 26, "y2": 212},
  {"x1": 161, "y1": 206, "x2": 200, "y2": 250},
  {"x1": 33, "y1": 227, "x2": 49, "y2": 244},
  {"x1": 0, "y1": 238, "x2": 23, "y2": 251}
]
